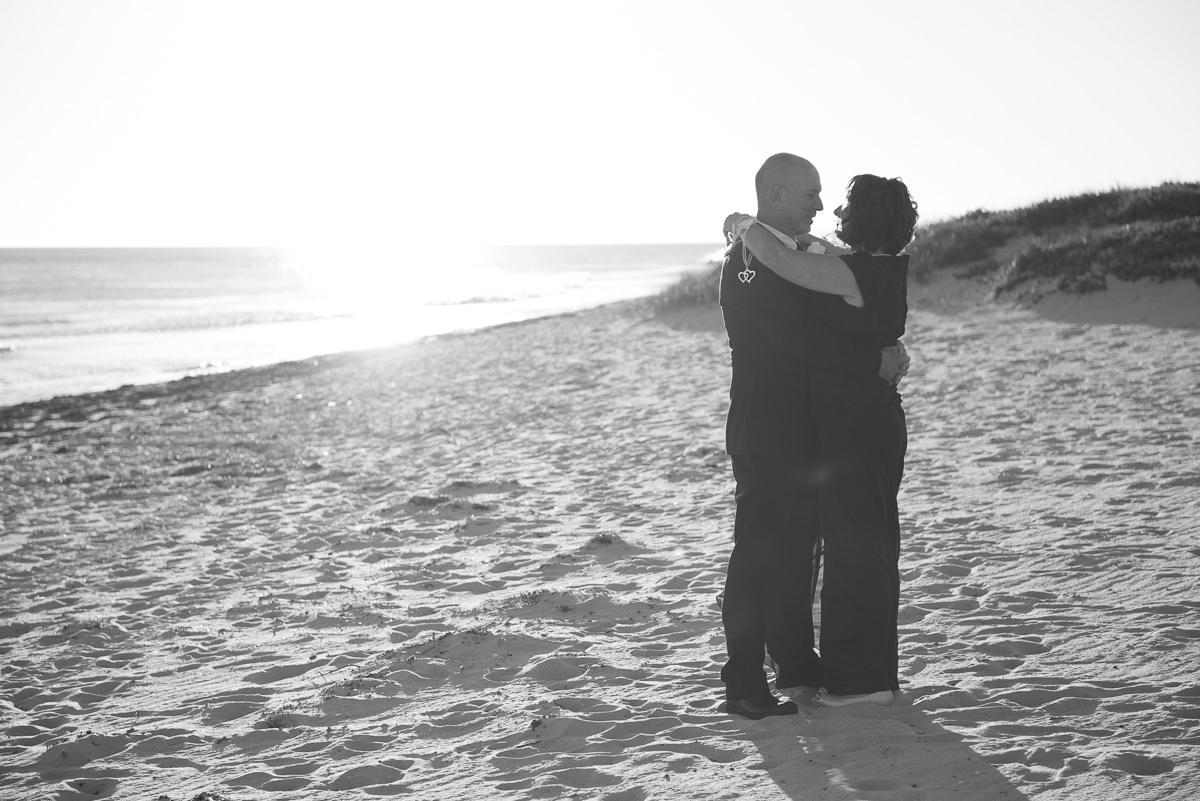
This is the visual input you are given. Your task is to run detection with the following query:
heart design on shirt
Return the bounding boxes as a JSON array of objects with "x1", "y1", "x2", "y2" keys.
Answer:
[{"x1": 738, "y1": 269, "x2": 756, "y2": 284}]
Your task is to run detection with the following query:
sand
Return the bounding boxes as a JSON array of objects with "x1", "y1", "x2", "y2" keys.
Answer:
[{"x1": 1, "y1": 276, "x2": 1198, "y2": 800}]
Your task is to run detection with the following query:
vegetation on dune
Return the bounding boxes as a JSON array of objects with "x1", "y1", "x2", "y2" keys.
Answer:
[
  {"x1": 995, "y1": 217, "x2": 1200, "y2": 294},
  {"x1": 655, "y1": 182, "x2": 1200, "y2": 309},
  {"x1": 650, "y1": 259, "x2": 723, "y2": 311},
  {"x1": 906, "y1": 181, "x2": 1200, "y2": 294}
]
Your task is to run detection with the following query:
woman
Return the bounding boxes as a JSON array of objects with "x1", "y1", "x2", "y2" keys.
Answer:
[{"x1": 724, "y1": 174, "x2": 917, "y2": 706}]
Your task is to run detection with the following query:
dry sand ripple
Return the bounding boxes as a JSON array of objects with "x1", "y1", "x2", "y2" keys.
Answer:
[{"x1": 1, "y1": 289, "x2": 1198, "y2": 800}]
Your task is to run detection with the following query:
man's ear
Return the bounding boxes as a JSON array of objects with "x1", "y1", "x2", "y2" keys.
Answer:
[{"x1": 769, "y1": 185, "x2": 785, "y2": 208}]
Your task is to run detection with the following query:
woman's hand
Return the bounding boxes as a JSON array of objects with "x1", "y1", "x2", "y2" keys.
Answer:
[{"x1": 723, "y1": 212, "x2": 756, "y2": 243}]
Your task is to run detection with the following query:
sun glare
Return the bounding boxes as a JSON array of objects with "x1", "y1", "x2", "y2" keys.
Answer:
[{"x1": 282, "y1": 239, "x2": 500, "y2": 314}]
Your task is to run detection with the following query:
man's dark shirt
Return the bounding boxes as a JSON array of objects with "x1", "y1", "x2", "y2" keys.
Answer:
[{"x1": 719, "y1": 241, "x2": 882, "y2": 456}]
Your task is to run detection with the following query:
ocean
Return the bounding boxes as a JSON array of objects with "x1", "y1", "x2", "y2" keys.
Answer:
[{"x1": 0, "y1": 244, "x2": 724, "y2": 407}]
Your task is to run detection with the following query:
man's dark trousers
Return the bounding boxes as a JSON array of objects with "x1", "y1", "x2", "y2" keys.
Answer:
[{"x1": 720, "y1": 453, "x2": 824, "y2": 701}]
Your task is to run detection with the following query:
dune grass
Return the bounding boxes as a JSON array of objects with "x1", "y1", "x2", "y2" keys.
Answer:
[
  {"x1": 906, "y1": 182, "x2": 1200, "y2": 294},
  {"x1": 649, "y1": 258, "x2": 723, "y2": 311}
]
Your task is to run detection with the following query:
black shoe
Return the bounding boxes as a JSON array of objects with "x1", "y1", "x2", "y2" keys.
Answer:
[{"x1": 726, "y1": 694, "x2": 798, "y2": 720}]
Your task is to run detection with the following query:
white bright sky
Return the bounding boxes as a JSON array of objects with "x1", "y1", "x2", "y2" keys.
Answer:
[{"x1": 1, "y1": 0, "x2": 1198, "y2": 248}]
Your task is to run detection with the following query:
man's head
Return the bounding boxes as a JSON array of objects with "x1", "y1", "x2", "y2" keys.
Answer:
[{"x1": 754, "y1": 153, "x2": 823, "y2": 236}]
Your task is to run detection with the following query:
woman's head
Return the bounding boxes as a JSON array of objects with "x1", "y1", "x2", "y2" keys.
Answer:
[{"x1": 835, "y1": 175, "x2": 918, "y2": 255}]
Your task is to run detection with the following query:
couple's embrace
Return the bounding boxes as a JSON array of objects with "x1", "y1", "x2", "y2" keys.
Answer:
[{"x1": 718, "y1": 153, "x2": 917, "y2": 718}]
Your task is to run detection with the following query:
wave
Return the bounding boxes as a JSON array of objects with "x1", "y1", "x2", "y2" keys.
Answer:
[{"x1": 2, "y1": 309, "x2": 343, "y2": 341}]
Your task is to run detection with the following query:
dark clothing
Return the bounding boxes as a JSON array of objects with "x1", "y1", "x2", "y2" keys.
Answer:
[
  {"x1": 720, "y1": 244, "x2": 882, "y2": 456},
  {"x1": 717, "y1": 242, "x2": 883, "y2": 701},
  {"x1": 812, "y1": 400, "x2": 906, "y2": 694},
  {"x1": 720, "y1": 454, "x2": 823, "y2": 699},
  {"x1": 805, "y1": 252, "x2": 909, "y2": 695},
  {"x1": 805, "y1": 251, "x2": 908, "y2": 407}
]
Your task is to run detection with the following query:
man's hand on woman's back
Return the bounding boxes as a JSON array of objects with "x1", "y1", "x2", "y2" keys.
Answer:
[{"x1": 879, "y1": 342, "x2": 910, "y2": 387}]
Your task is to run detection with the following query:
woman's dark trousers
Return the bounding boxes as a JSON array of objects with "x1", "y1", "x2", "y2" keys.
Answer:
[{"x1": 816, "y1": 399, "x2": 907, "y2": 695}]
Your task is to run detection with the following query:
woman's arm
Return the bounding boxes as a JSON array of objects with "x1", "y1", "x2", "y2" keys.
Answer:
[{"x1": 743, "y1": 223, "x2": 864, "y2": 307}]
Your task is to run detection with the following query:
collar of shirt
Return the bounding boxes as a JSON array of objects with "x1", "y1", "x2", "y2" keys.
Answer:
[
  {"x1": 738, "y1": 219, "x2": 799, "y2": 269},
  {"x1": 739, "y1": 220, "x2": 824, "y2": 267},
  {"x1": 756, "y1": 221, "x2": 799, "y2": 250}
]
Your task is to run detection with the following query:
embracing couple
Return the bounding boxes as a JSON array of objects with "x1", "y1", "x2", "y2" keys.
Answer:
[{"x1": 718, "y1": 153, "x2": 918, "y2": 718}]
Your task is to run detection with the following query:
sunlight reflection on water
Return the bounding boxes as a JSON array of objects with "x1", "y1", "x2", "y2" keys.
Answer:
[{"x1": 0, "y1": 243, "x2": 720, "y2": 405}]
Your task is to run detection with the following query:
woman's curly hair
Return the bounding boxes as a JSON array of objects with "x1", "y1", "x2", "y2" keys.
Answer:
[{"x1": 836, "y1": 174, "x2": 919, "y2": 255}]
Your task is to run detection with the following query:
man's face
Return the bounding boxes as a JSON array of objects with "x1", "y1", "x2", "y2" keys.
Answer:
[{"x1": 783, "y1": 167, "x2": 824, "y2": 234}]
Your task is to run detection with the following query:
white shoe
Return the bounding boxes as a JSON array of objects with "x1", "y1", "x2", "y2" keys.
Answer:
[
  {"x1": 778, "y1": 685, "x2": 821, "y2": 704},
  {"x1": 816, "y1": 689, "x2": 895, "y2": 707}
]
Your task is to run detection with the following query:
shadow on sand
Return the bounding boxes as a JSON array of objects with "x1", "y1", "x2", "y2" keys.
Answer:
[{"x1": 736, "y1": 691, "x2": 1027, "y2": 801}]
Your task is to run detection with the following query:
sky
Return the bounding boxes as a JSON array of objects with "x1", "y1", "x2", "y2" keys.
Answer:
[{"x1": 1, "y1": 0, "x2": 1198, "y2": 248}]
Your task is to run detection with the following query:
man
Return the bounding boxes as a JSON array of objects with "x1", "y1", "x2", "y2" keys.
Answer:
[{"x1": 718, "y1": 153, "x2": 907, "y2": 719}]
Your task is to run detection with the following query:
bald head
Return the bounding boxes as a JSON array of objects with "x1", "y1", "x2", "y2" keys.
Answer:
[{"x1": 755, "y1": 153, "x2": 823, "y2": 236}]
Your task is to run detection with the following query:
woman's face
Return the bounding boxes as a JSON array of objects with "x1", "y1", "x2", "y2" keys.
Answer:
[
  {"x1": 834, "y1": 194, "x2": 858, "y2": 246},
  {"x1": 834, "y1": 199, "x2": 852, "y2": 236}
]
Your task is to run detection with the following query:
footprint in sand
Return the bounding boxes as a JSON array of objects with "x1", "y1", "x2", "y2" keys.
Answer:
[
  {"x1": 975, "y1": 637, "x2": 1049, "y2": 658},
  {"x1": 203, "y1": 701, "x2": 271, "y2": 725},
  {"x1": 929, "y1": 561, "x2": 974, "y2": 578},
  {"x1": 68, "y1": 678, "x2": 136, "y2": 710},
  {"x1": 1103, "y1": 751, "x2": 1176, "y2": 776},
  {"x1": 539, "y1": 765, "x2": 623, "y2": 791},
  {"x1": 537, "y1": 533, "x2": 656, "y2": 578},
  {"x1": 941, "y1": 659, "x2": 1024, "y2": 677},
  {"x1": 33, "y1": 733, "x2": 132, "y2": 775},
  {"x1": 227, "y1": 770, "x2": 284, "y2": 789},
  {"x1": 520, "y1": 656, "x2": 592, "y2": 683},
  {"x1": 418, "y1": 700, "x2": 493, "y2": 735},
  {"x1": 438, "y1": 478, "x2": 526, "y2": 498},
  {"x1": 336, "y1": 734, "x2": 399, "y2": 753},
  {"x1": 374, "y1": 629, "x2": 559, "y2": 691},
  {"x1": 1164, "y1": 686, "x2": 1200, "y2": 721},
  {"x1": 5, "y1": 724, "x2": 54, "y2": 749},
  {"x1": 62, "y1": 777, "x2": 122, "y2": 797},
  {"x1": 323, "y1": 763, "x2": 413, "y2": 792}
]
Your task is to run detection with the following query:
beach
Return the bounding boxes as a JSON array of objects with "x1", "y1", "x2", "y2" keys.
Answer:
[{"x1": 1, "y1": 276, "x2": 1199, "y2": 800}]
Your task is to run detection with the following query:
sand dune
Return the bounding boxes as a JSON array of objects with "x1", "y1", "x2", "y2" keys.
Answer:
[{"x1": 1, "y1": 278, "x2": 1197, "y2": 799}]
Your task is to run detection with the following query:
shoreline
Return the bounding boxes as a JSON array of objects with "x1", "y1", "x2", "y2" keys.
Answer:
[
  {"x1": 0, "y1": 244, "x2": 722, "y2": 410},
  {"x1": 0, "y1": 293, "x2": 672, "y2": 412},
  {"x1": 5, "y1": 272, "x2": 1195, "y2": 417},
  {"x1": 2, "y1": 274, "x2": 1198, "y2": 799}
]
